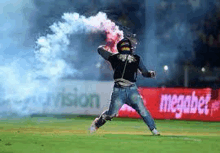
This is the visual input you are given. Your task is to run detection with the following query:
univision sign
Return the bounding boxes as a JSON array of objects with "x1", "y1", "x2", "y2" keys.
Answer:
[
  {"x1": 0, "y1": 87, "x2": 100, "y2": 115},
  {"x1": 52, "y1": 87, "x2": 100, "y2": 108}
]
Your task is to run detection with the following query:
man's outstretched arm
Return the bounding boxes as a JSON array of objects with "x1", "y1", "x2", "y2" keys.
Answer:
[
  {"x1": 97, "y1": 45, "x2": 114, "y2": 60},
  {"x1": 138, "y1": 58, "x2": 156, "y2": 78}
]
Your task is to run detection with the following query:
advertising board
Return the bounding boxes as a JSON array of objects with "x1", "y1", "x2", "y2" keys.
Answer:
[{"x1": 118, "y1": 87, "x2": 220, "y2": 121}]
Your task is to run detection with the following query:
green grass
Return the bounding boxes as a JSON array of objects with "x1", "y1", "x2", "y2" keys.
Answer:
[{"x1": 0, "y1": 116, "x2": 220, "y2": 153}]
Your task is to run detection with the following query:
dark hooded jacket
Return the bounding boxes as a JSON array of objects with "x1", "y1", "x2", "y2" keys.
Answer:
[{"x1": 98, "y1": 46, "x2": 151, "y2": 84}]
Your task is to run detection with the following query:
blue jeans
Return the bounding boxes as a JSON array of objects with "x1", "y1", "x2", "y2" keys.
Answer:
[{"x1": 96, "y1": 84, "x2": 156, "y2": 131}]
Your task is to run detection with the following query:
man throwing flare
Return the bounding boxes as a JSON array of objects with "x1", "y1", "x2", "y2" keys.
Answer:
[{"x1": 90, "y1": 38, "x2": 160, "y2": 135}]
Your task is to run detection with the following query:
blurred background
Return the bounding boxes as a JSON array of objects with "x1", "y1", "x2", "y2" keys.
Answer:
[
  {"x1": 0, "y1": 2, "x2": 220, "y2": 152},
  {"x1": 1, "y1": 0, "x2": 220, "y2": 117},
  {"x1": 1, "y1": 0, "x2": 220, "y2": 88}
]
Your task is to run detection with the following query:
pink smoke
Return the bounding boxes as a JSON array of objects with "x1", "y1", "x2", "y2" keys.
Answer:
[
  {"x1": 90, "y1": 13, "x2": 124, "y2": 53},
  {"x1": 104, "y1": 29, "x2": 123, "y2": 53}
]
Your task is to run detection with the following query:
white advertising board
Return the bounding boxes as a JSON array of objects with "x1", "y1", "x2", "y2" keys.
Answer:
[
  {"x1": 0, "y1": 80, "x2": 114, "y2": 116},
  {"x1": 40, "y1": 80, "x2": 114, "y2": 115}
]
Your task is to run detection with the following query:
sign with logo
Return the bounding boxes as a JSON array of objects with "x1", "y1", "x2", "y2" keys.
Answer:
[
  {"x1": 0, "y1": 80, "x2": 114, "y2": 116},
  {"x1": 42, "y1": 80, "x2": 113, "y2": 115},
  {"x1": 118, "y1": 87, "x2": 220, "y2": 122}
]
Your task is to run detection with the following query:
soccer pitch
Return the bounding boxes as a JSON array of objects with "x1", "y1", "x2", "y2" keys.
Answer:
[{"x1": 0, "y1": 116, "x2": 219, "y2": 153}]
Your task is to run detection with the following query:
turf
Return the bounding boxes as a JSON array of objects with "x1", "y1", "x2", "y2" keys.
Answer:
[{"x1": 0, "y1": 116, "x2": 219, "y2": 153}]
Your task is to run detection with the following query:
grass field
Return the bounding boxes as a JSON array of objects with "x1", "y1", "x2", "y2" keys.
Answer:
[{"x1": 0, "y1": 116, "x2": 220, "y2": 153}]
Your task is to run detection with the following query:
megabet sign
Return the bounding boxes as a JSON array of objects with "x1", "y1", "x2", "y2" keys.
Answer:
[
  {"x1": 159, "y1": 91, "x2": 211, "y2": 118},
  {"x1": 118, "y1": 87, "x2": 220, "y2": 121}
]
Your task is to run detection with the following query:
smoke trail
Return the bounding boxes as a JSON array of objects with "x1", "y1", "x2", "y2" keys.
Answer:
[
  {"x1": 0, "y1": 11, "x2": 123, "y2": 117},
  {"x1": 35, "y1": 12, "x2": 123, "y2": 80}
]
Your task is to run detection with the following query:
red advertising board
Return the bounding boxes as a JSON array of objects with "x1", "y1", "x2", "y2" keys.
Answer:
[{"x1": 118, "y1": 87, "x2": 220, "y2": 122}]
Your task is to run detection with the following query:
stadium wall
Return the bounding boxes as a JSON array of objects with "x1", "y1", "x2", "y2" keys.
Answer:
[
  {"x1": 41, "y1": 80, "x2": 113, "y2": 115},
  {"x1": 2, "y1": 80, "x2": 220, "y2": 121},
  {"x1": 118, "y1": 87, "x2": 220, "y2": 122},
  {"x1": 0, "y1": 80, "x2": 113, "y2": 116}
]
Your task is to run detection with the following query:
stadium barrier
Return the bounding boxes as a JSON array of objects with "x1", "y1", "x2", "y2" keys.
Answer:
[
  {"x1": 0, "y1": 80, "x2": 114, "y2": 116},
  {"x1": 2, "y1": 79, "x2": 220, "y2": 122},
  {"x1": 118, "y1": 87, "x2": 220, "y2": 122},
  {"x1": 40, "y1": 80, "x2": 113, "y2": 115}
]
